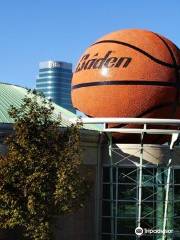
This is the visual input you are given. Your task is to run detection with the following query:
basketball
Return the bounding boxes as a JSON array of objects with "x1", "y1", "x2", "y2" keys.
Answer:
[{"x1": 71, "y1": 29, "x2": 180, "y2": 142}]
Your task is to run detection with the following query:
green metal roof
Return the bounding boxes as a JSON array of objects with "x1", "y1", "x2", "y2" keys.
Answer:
[{"x1": 0, "y1": 82, "x2": 101, "y2": 131}]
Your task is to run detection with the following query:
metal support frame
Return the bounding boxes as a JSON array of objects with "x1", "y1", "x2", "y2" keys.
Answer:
[
  {"x1": 115, "y1": 166, "x2": 118, "y2": 239},
  {"x1": 72, "y1": 118, "x2": 180, "y2": 239},
  {"x1": 108, "y1": 134, "x2": 114, "y2": 240},
  {"x1": 137, "y1": 131, "x2": 145, "y2": 228},
  {"x1": 162, "y1": 162, "x2": 172, "y2": 240},
  {"x1": 162, "y1": 133, "x2": 179, "y2": 240},
  {"x1": 95, "y1": 134, "x2": 102, "y2": 240}
]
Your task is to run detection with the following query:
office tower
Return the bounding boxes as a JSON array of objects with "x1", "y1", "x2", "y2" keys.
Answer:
[{"x1": 36, "y1": 60, "x2": 75, "y2": 112}]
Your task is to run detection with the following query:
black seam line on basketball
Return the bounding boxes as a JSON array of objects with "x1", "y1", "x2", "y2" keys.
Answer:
[
  {"x1": 114, "y1": 102, "x2": 175, "y2": 129},
  {"x1": 91, "y1": 40, "x2": 180, "y2": 69},
  {"x1": 153, "y1": 32, "x2": 180, "y2": 117},
  {"x1": 72, "y1": 80, "x2": 179, "y2": 90},
  {"x1": 153, "y1": 32, "x2": 179, "y2": 82}
]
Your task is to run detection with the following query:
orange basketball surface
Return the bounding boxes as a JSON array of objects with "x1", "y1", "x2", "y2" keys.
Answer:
[{"x1": 71, "y1": 29, "x2": 180, "y2": 142}]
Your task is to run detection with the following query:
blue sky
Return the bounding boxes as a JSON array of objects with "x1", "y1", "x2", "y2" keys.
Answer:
[{"x1": 0, "y1": 0, "x2": 179, "y2": 88}]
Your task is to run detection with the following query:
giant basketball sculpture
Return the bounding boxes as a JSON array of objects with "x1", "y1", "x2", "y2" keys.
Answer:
[{"x1": 71, "y1": 29, "x2": 180, "y2": 143}]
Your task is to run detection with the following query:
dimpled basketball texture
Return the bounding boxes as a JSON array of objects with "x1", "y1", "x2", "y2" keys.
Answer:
[{"x1": 71, "y1": 29, "x2": 180, "y2": 142}]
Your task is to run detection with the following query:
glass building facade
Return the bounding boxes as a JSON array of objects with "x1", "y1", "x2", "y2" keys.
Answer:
[
  {"x1": 101, "y1": 166, "x2": 180, "y2": 240},
  {"x1": 36, "y1": 61, "x2": 75, "y2": 112},
  {"x1": 100, "y1": 142, "x2": 180, "y2": 240}
]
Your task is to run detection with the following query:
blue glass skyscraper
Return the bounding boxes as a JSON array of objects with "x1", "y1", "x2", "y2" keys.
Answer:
[{"x1": 36, "y1": 60, "x2": 75, "y2": 112}]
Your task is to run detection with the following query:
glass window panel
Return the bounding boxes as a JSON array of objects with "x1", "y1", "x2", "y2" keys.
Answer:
[
  {"x1": 156, "y1": 168, "x2": 170, "y2": 185},
  {"x1": 155, "y1": 201, "x2": 164, "y2": 221},
  {"x1": 38, "y1": 91, "x2": 71, "y2": 97},
  {"x1": 37, "y1": 86, "x2": 70, "y2": 91},
  {"x1": 103, "y1": 167, "x2": 110, "y2": 182},
  {"x1": 155, "y1": 201, "x2": 174, "y2": 224},
  {"x1": 56, "y1": 99, "x2": 71, "y2": 104},
  {"x1": 117, "y1": 218, "x2": 136, "y2": 234},
  {"x1": 100, "y1": 166, "x2": 180, "y2": 239},
  {"x1": 39, "y1": 72, "x2": 72, "y2": 78},
  {"x1": 37, "y1": 78, "x2": 71, "y2": 83},
  {"x1": 36, "y1": 81, "x2": 71, "y2": 86},
  {"x1": 102, "y1": 217, "x2": 111, "y2": 233},
  {"x1": 37, "y1": 87, "x2": 70, "y2": 91},
  {"x1": 113, "y1": 184, "x2": 137, "y2": 201},
  {"x1": 103, "y1": 184, "x2": 110, "y2": 199},
  {"x1": 116, "y1": 201, "x2": 136, "y2": 217},
  {"x1": 141, "y1": 218, "x2": 154, "y2": 229},
  {"x1": 113, "y1": 167, "x2": 116, "y2": 183},
  {"x1": 155, "y1": 185, "x2": 164, "y2": 202},
  {"x1": 38, "y1": 77, "x2": 61, "y2": 80},
  {"x1": 167, "y1": 233, "x2": 174, "y2": 238},
  {"x1": 142, "y1": 168, "x2": 154, "y2": 186},
  {"x1": 142, "y1": 187, "x2": 154, "y2": 201},
  {"x1": 142, "y1": 174, "x2": 154, "y2": 187},
  {"x1": 39, "y1": 68, "x2": 72, "y2": 73},
  {"x1": 155, "y1": 234, "x2": 174, "y2": 239},
  {"x1": 117, "y1": 168, "x2": 137, "y2": 184},
  {"x1": 142, "y1": 202, "x2": 154, "y2": 218},
  {"x1": 61, "y1": 104, "x2": 73, "y2": 109},
  {"x1": 155, "y1": 186, "x2": 175, "y2": 202},
  {"x1": 175, "y1": 186, "x2": 180, "y2": 199},
  {"x1": 102, "y1": 201, "x2": 111, "y2": 217},
  {"x1": 116, "y1": 236, "x2": 136, "y2": 240},
  {"x1": 50, "y1": 98, "x2": 70, "y2": 102},
  {"x1": 174, "y1": 169, "x2": 180, "y2": 184},
  {"x1": 101, "y1": 234, "x2": 111, "y2": 240},
  {"x1": 141, "y1": 237, "x2": 154, "y2": 240},
  {"x1": 143, "y1": 168, "x2": 154, "y2": 176},
  {"x1": 174, "y1": 203, "x2": 180, "y2": 217},
  {"x1": 167, "y1": 187, "x2": 174, "y2": 201}
]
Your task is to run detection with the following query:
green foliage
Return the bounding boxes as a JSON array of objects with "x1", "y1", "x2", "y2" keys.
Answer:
[{"x1": 0, "y1": 90, "x2": 89, "y2": 240}]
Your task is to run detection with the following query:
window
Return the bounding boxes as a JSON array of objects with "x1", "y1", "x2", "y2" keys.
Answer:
[{"x1": 101, "y1": 166, "x2": 180, "y2": 239}]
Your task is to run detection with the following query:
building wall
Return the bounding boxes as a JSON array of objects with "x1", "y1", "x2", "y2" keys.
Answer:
[
  {"x1": 54, "y1": 133, "x2": 101, "y2": 240},
  {"x1": 0, "y1": 143, "x2": 6, "y2": 154},
  {"x1": 54, "y1": 165, "x2": 97, "y2": 240}
]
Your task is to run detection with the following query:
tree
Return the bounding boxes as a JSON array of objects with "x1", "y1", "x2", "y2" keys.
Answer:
[{"x1": 0, "y1": 90, "x2": 89, "y2": 240}]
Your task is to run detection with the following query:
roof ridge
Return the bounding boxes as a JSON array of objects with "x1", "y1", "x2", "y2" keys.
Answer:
[{"x1": 0, "y1": 81, "x2": 28, "y2": 90}]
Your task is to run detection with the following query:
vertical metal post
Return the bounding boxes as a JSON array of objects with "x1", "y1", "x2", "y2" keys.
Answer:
[
  {"x1": 156, "y1": 168, "x2": 164, "y2": 240},
  {"x1": 108, "y1": 134, "x2": 114, "y2": 240},
  {"x1": 115, "y1": 167, "x2": 118, "y2": 239},
  {"x1": 96, "y1": 134, "x2": 102, "y2": 240},
  {"x1": 162, "y1": 133, "x2": 178, "y2": 240},
  {"x1": 166, "y1": 180, "x2": 173, "y2": 240},
  {"x1": 137, "y1": 130, "x2": 144, "y2": 227},
  {"x1": 162, "y1": 161, "x2": 171, "y2": 240},
  {"x1": 137, "y1": 145, "x2": 143, "y2": 227}
]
